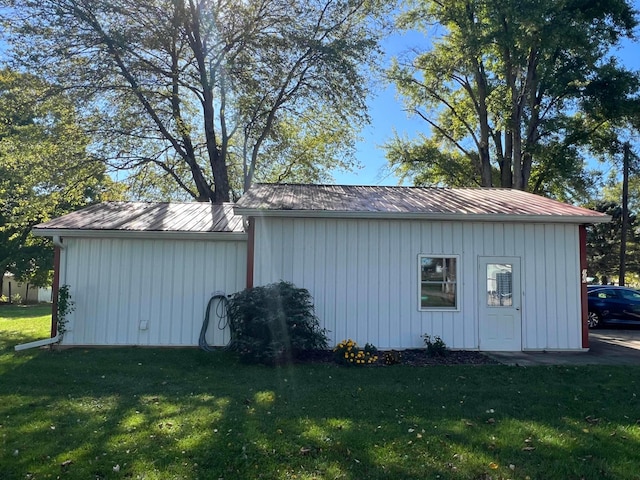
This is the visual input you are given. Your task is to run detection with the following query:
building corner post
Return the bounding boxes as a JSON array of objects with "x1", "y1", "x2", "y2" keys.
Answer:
[
  {"x1": 579, "y1": 225, "x2": 589, "y2": 349},
  {"x1": 246, "y1": 217, "x2": 255, "y2": 289},
  {"x1": 50, "y1": 239, "x2": 62, "y2": 338}
]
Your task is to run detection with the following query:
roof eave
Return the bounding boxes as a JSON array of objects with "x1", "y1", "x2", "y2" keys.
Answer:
[
  {"x1": 31, "y1": 228, "x2": 248, "y2": 241},
  {"x1": 233, "y1": 208, "x2": 611, "y2": 224}
]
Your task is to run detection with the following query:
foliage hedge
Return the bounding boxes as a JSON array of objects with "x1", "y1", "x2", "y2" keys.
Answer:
[{"x1": 226, "y1": 281, "x2": 328, "y2": 364}]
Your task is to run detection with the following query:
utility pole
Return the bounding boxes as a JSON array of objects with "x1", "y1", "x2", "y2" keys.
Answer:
[{"x1": 619, "y1": 142, "x2": 630, "y2": 286}]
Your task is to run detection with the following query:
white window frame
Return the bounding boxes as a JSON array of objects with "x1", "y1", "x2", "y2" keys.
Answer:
[{"x1": 418, "y1": 254, "x2": 460, "y2": 311}]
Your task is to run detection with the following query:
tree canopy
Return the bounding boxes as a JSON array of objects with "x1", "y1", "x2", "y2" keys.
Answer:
[
  {"x1": 386, "y1": 0, "x2": 639, "y2": 198},
  {"x1": 1, "y1": 0, "x2": 387, "y2": 202},
  {"x1": 0, "y1": 69, "x2": 121, "y2": 286}
]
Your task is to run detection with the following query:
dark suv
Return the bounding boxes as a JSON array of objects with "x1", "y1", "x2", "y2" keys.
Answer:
[{"x1": 587, "y1": 285, "x2": 640, "y2": 328}]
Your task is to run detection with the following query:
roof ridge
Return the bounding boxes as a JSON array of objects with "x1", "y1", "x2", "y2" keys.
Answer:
[
  {"x1": 234, "y1": 184, "x2": 609, "y2": 224},
  {"x1": 252, "y1": 183, "x2": 540, "y2": 191},
  {"x1": 102, "y1": 201, "x2": 237, "y2": 206}
]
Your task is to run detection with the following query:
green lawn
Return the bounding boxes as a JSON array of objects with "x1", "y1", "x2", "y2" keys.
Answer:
[
  {"x1": 0, "y1": 304, "x2": 52, "y2": 352},
  {"x1": 1, "y1": 306, "x2": 640, "y2": 479}
]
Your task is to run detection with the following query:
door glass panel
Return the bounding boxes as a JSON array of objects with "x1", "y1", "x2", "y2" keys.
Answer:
[{"x1": 487, "y1": 263, "x2": 513, "y2": 306}]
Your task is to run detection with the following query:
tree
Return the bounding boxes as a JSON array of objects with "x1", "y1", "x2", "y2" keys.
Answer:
[
  {"x1": 586, "y1": 140, "x2": 640, "y2": 285},
  {"x1": 583, "y1": 78, "x2": 640, "y2": 284},
  {"x1": 2, "y1": 0, "x2": 386, "y2": 203},
  {"x1": 586, "y1": 200, "x2": 640, "y2": 284},
  {"x1": 124, "y1": 106, "x2": 362, "y2": 200},
  {"x1": 386, "y1": 0, "x2": 638, "y2": 197},
  {"x1": 0, "y1": 69, "x2": 121, "y2": 287}
]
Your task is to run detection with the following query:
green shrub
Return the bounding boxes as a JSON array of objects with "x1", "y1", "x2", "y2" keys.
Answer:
[
  {"x1": 422, "y1": 334, "x2": 448, "y2": 356},
  {"x1": 333, "y1": 339, "x2": 378, "y2": 366},
  {"x1": 10, "y1": 293, "x2": 22, "y2": 305},
  {"x1": 227, "y1": 281, "x2": 328, "y2": 364}
]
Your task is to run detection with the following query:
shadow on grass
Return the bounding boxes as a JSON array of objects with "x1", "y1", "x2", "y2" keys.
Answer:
[
  {"x1": 0, "y1": 348, "x2": 639, "y2": 479},
  {"x1": 0, "y1": 332, "x2": 52, "y2": 356}
]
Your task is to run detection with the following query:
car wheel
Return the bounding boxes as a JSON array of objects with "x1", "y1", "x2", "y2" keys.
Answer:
[{"x1": 587, "y1": 311, "x2": 601, "y2": 329}]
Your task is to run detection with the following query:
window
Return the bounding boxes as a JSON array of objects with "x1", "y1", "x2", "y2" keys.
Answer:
[
  {"x1": 588, "y1": 288, "x2": 618, "y2": 299},
  {"x1": 486, "y1": 263, "x2": 513, "y2": 306},
  {"x1": 419, "y1": 255, "x2": 459, "y2": 310},
  {"x1": 619, "y1": 289, "x2": 640, "y2": 301}
]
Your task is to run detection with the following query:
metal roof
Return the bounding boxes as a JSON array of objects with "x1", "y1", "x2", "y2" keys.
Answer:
[
  {"x1": 234, "y1": 184, "x2": 610, "y2": 224},
  {"x1": 32, "y1": 202, "x2": 245, "y2": 238}
]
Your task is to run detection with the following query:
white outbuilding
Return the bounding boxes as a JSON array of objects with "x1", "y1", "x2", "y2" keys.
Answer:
[
  {"x1": 31, "y1": 185, "x2": 609, "y2": 352},
  {"x1": 31, "y1": 202, "x2": 247, "y2": 347}
]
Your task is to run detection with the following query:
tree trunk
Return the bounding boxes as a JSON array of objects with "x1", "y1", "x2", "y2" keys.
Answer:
[
  {"x1": 480, "y1": 143, "x2": 492, "y2": 187},
  {"x1": 503, "y1": 38, "x2": 523, "y2": 190},
  {"x1": 619, "y1": 142, "x2": 630, "y2": 285},
  {"x1": 512, "y1": 125, "x2": 523, "y2": 189},
  {"x1": 210, "y1": 151, "x2": 231, "y2": 203},
  {"x1": 521, "y1": 151, "x2": 533, "y2": 191},
  {"x1": 471, "y1": 55, "x2": 493, "y2": 187},
  {"x1": 186, "y1": 0, "x2": 230, "y2": 203},
  {"x1": 500, "y1": 129, "x2": 513, "y2": 187},
  {"x1": 519, "y1": 47, "x2": 540, "y2": 192}
]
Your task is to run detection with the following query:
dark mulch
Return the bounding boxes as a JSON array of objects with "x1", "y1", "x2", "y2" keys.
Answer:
[
  {"x1": 399, "y1": 349, "x2": 498, "y2": 366},
  {"x1": 296, "y1": 349, "x2": 498, "y2": 366}
]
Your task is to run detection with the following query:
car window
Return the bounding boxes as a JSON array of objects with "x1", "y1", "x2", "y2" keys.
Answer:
[
  {"x1": 619, "y1": 289, "x2": 640, "y2": 300},
  {"x1": 589, "y1": 288, "x2": 617, "y2": 299}
]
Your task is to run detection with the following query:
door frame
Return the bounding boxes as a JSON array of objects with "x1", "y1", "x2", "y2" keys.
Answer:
[{"x1": 478, "y1": 256, "x2": 522, "y2": 351}]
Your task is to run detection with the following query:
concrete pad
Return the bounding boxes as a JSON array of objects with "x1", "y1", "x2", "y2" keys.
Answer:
[{"x1": 487, "y1": 328, "x2": 640, "y2": 366}]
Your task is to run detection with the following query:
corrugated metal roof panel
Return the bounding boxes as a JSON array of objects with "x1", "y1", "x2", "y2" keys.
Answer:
[
  {"x1": 35, "y1": 185, "x2": 609, "y2": 236},
  {"x1": 34, "y1": 202, "x2": 245, "y2": 233},
  {"x1": 234, "y1": 184, "x2": 609, "y2": 223}
]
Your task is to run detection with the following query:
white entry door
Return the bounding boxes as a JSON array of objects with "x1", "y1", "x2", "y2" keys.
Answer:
[{"x1": 478, "y1": 257, "x2": 522, "y2": 351}]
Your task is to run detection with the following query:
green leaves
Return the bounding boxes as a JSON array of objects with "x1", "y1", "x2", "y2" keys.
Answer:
[
  {"x1": 0, "y1": 69, "x2": 121, "y2": 285},
  {"x1": 387, "y1": 0, "x2": 640, "y2": 195},
  {"x1": 384, "y1": 134, "x2": 478, "y2": 187},
  {"x1": 226, "y1": 281, "x2": 329, "y2": 365},
  {"x1": 56, "y1": 284, "x2": 75, "y2": 336},
  {"x1": 3, "y1": 0, "x2": 388, "y2": 201}
]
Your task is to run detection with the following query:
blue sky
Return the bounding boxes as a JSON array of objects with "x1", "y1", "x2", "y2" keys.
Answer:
[{"x1": 337, "y1": 8, "x2": 640, "y2": 186}]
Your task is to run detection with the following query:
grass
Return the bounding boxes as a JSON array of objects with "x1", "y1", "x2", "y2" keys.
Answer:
[
  {"x1": 1, "y1": 306, "x2": 640, "y2": 479},
  {"x1": 0, "y1": 304, "x2": 52, "y2": 351}
]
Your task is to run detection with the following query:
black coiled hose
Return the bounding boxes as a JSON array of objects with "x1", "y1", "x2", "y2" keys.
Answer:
[{"x1": 198, "y1": 293, "x2": 230, "y2": 352}]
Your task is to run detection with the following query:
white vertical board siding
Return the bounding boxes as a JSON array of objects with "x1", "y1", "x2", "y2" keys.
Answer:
[
  {"x1": 59, "y1": 237, "x2": 246, "y2": 346},
  {"x1": 253, "y1": 217, "x2": 583, "y2": 351}
]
